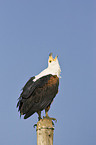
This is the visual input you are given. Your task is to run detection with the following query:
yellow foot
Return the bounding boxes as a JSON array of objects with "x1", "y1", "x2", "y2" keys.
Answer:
[{"x1": 43, "y1": 116, "x2": 57, "y2": 126}]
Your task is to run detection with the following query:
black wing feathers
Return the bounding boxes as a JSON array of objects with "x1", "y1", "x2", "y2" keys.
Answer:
[
  {"x1": 20, "y1": 76, "x2": 35, "y2": 99},
  {"x1": 22, "y1": 76, "x2": 35, "y2": 91},
  {"x1": 17, "y1": 74, "x2": 59, "y2": 119}
]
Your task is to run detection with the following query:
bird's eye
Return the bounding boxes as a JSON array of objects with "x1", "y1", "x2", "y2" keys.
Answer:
[{"x1": 49, "y1": 60, "x2": 52, "y2": 63}]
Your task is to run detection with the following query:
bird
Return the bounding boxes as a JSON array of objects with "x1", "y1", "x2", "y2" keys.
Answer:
[{"x1": 17, "y1": 53, "x2": 61, "y2": 120}]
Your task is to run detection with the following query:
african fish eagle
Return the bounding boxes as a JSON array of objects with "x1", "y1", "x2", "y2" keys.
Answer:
[{"x1": 17, "y1": 53, "x2": 61, "y2": 120}]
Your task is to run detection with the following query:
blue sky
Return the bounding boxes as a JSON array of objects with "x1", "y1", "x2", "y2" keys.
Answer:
[{"x1": 0, "y1": 0, "x2": 95, "y2": 145}]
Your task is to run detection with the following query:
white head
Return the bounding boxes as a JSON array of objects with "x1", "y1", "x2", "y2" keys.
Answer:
[
  {"x1": 33, "y1": 53, "x2": 61, "y2": 82},
  {"x1": 48, "y1": 53, "x2": 61, "y2": 78}
]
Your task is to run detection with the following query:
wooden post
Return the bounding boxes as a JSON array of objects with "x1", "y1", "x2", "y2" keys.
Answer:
[{"x1": 36, "y1": 117, "x2": 54, "y2": 145}]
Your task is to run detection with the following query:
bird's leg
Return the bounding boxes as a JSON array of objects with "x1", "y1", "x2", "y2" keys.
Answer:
[
  {"x1": 43, "y1": 106, "x2": 57, "y2": 124},
  {"x1": 45, "y1": 106, "x2": 50, "y2": 117},
  {"x1": 33, "y1": 111, "x2": 42, "y2": 128},
  {"x1": 37, "y1": 111, "x2": 42, "y2": 121}
]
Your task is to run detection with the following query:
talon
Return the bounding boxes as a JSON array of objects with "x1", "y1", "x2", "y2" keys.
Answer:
[
  {"x1": 43, "y1": 116, "x2": 57, "y2": 123},
  {"x1": 43, "y1": 115, "x2": 50, "y2": 119},
  {"x1": 52, "y1": 121, "x2": 55, "y2": 126},
  {"x1": 33, "y1": 124, "x2": 37, "y2": 128},
  {"x1": 51, "y1": 117, "x2": 57, "y2": 123}
]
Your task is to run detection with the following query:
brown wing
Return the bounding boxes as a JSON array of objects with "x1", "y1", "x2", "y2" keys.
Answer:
[{"x1": 17, "y1": 74, "x2": 59, "y2": 119}]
